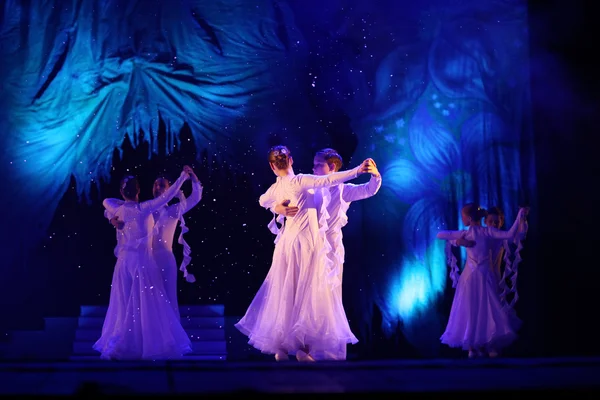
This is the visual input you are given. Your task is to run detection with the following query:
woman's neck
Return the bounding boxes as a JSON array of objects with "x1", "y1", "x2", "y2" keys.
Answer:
[{"x1": 277, "y1": 167, "x2": 294, "y2": 177}]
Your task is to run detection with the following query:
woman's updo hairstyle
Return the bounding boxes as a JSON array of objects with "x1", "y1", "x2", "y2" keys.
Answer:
[
  {"x1": 120, "y1": 175, "x2": 140, "y2": 200},
  {"x1": 268, "y1": 145, "x2": 291, "y2": 170},
  {"x1": 462, "y1": 202, "x2": 488, "y2": 221}
]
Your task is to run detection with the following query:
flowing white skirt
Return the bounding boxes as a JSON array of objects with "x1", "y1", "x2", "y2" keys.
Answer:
[
  {"x1": 316, "y1": 229, "x2": 350, "y2": 361},
  {"x1": 441, "y1": 260, "x2": 521, "y2": 351},
  {"x1": 93, "y1": 248, "x2": 191, "y2": 360},
  {"x1": 235, "y1": 230, "x2": 357, "y2": 357},
  {"x1": 153, "y1": 249, "x2": 180, "y2": 319}
]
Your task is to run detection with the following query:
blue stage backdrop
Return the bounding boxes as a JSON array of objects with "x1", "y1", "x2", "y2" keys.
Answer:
[{"x1": 0, "y1": 0, "x2": 536, "y2": 356}]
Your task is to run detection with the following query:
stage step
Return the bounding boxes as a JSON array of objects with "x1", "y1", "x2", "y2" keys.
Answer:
[
  {"x1": 0, "y1": 307, "x2": 229, "y2": 360},
  {"x1": 78, "y1": 316, "x2": 225, "y2": 329},
  {"x1": 69, "y1": 354, "x2": 226, "y2": 361},
  {"x1": 80, "y1": 304, "x2": 225, "y2": 318},
  {"x1": 2, "y1": 318, "x2": 80, "y2": 360},
  {"x1": 75, "y1": 327, "x2": 224, "y2": 342},
  {"x1": 73, "y1": 340, "x2": 226, "y2": 355},
  {"x1": 71, "y1": 305, "x2": 228, "y2": 360}
]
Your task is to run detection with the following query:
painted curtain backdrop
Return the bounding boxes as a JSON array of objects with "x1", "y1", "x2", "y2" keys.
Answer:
[{"x1": 0, "y1": 0, "x2": 535, "y2": 354}]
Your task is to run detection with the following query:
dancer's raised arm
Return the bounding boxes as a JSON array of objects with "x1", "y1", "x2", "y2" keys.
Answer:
[
  {"x1": 482, "y1": 208, "x2": 528, "y2": 240},
  {"x1": 140, "y1": 170, "x2": 189, "y2": 214},
  {"x1": 436, "y1": 230, "x2": 469, "y2": 241},
  {"x1": 297, "y1": 159, "x2": 372, "y2": 189},
  {"x1": 178, "y1": 166, "x2": 203, "y2": 214}
]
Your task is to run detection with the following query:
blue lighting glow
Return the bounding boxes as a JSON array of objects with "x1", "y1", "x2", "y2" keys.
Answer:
[
  {"x1": 0, "y1": 0, "x2": 535, "y2": 353},
  {"x1": 0, "y1": 0, "x2": 300, "y2": 258}
]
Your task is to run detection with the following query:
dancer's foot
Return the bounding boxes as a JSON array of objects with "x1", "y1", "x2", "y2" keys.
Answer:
[
  {"x1": 275, "y1": 350, "x2": 289, "y2": 362},
  {"x1": 467, "y1": 347, "x2": 478, "y2": 359},
  {"x1": 488, "y1": 350, "x2": 498, "y2": 358},
  {"x1": 296, "y1": 349, "x2": 315, "y2": 362}
]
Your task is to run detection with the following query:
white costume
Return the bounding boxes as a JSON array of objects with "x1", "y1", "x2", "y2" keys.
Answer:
[
  {"x1": 308, "y1": 174, "x2": 382, "y2": 360},
  {"x1": 105, "y1": 181, "x2": 203, "y2": 318},
  {"x1": 437, "y1": 209, "x2": 527, "y2": 351},
  {"x1": 95, "y1": 172, "x2": 192, "y2": 360},
  {"x1": 235, "y1": 167, "x2": 363, "y2": 358}
]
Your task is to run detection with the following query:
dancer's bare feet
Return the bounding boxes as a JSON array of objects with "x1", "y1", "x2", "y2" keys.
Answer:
[{"x1": 488, "y1": 350, "x2": 498, "y2": 358}]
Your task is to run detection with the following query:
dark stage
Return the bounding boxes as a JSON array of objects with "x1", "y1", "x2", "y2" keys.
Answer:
[
  {"x1": 1, "y1": 357, "x2": 599, "y2": 395},
  {"x1": 1, "y1": 0, "x2": 599, "y2": 396},
  {"x1": 1, "y1": 305, "x2": 599, "y2": 395}
]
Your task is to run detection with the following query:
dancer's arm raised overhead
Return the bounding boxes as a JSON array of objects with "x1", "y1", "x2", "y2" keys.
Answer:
[{"x1": 140, "y1": 169, "x2": 190, "y2": 214}]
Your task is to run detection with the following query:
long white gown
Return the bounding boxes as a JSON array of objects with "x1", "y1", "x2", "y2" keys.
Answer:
[
  {"x1": 311, "y1": 174, "x2": 382, "y2": 360},
  {"x1": 436, "y1": 209, "x2": 526, "y2": 351},
  {"x1": 449, "y1": 233, "x2": 504, "y2": 289},
  {"x1": 104, "y1": 181, "x2": 203, "y2": 318},
  {"x1": 235, "y1": 166, "x2": 363, "y2": 357},
  {"x1": 95, "y1": 173, "x2": 192, "y2": 360}
]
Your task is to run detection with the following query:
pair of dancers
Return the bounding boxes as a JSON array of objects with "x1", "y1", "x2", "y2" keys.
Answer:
[
  {"x1": 235, "y1": 146, "x2": 382, "y2": 362},
  {"x1": 95, "y1": 165, "x2": 202, "y2": 360},
  {"x1": 437, "y1": 203, "x2": 529, "y2": 358}
]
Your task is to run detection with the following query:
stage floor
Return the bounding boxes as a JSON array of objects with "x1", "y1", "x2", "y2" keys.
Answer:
[{"x1": 1, "y1": 357, "x2": 599, "y2": 395}]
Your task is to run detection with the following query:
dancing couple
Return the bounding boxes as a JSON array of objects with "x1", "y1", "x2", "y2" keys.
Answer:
[
  {"x1": 235, "y1": 145, "x2": 382, "y2": 362},
  {"x1": 95, "y1": 165, "x2": 202, "y2": 360},
  {"x1": 437, "y1": 203, "x2": 529, "y2": 358}
]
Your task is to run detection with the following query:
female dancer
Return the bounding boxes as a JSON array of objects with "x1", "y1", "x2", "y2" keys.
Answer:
[
  {"x1": 95, "y1": 167, "x2": 193, "y2": 360},
  {"x1": 235, "y1": 145, "x2": 374, "y2": 362},
  {"x1": 437, "y1": 204, "x2": 528, "y2": 358},
  {"x1": 453, "y1": 206, "x2": 505, "y2": 284}
]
